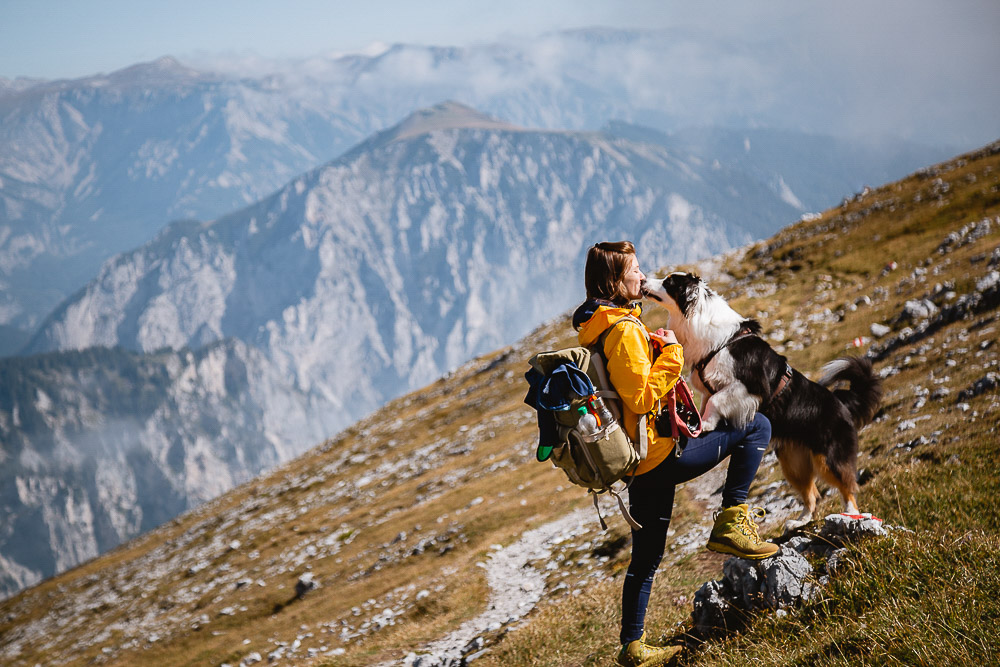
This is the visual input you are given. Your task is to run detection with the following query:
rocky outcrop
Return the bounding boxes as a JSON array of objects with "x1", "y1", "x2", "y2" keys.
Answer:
[{"x1": 692, "y1": 514, "x2": 891, "y2": 637}]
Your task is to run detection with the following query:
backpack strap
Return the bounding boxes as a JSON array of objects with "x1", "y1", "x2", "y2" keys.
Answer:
[
  {"x1": 593, "y1": 315, "x2": 652, "y2": 461},
  {"x1": 591, "y1": 484, "x2": 643, "y2": 532}
]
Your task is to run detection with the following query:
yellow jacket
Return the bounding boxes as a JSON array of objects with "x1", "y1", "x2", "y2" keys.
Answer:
[{"x1": 575, "y1": 302, "x2": 684, "y2": 475}]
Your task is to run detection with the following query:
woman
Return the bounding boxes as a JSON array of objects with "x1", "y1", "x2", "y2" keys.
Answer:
[{"x1": 573, "y1": 241, "x2": 777, "y2": 667}]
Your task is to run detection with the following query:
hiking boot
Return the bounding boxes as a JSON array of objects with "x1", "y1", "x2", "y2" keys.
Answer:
[
  {"x1": 706, "y1": 504, "x2": 779, "y2": 560},
  {"x1": 616, "y1": 632, "x2": 681, "y2": 667}
]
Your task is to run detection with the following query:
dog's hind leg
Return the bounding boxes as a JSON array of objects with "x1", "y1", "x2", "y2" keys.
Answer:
[
  {"x1": 776, "y1": 441, "x2": 820, "y2": 528},
  {"x1": 819, "y1": 455, "x2": 860, "y2": 515}
]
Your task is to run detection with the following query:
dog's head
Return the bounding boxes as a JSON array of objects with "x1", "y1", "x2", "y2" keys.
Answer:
[{"x1": 642, "y1": 272, "x2": 705, "y2": 318}]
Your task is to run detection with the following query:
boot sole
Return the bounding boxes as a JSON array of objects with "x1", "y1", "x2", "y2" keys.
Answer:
[{"x1": 706, "y1": 541, "x2": 777, "y2": 560}]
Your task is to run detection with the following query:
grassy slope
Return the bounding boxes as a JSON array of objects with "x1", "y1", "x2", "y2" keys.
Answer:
[
  {"x1": 482, "y1": 143, "x2": 1000, "y2": 666},
  {"x1": 1, "y1": 142, "x2": 998, "y2": 667}
]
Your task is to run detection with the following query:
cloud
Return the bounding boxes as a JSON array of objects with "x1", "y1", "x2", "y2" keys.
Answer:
[{"x1": 181, "y1": 12, "x2": 999, "y2": 149}]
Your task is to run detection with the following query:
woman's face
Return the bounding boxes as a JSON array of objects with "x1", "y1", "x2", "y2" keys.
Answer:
[{"x1": 622, "y1": 254, "x2": 646, "y2": 302}]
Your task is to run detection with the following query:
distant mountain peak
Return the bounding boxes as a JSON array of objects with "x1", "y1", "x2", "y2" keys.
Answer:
[
  {"x1": 101, "y1": 56, "x2": 206, "y2": 87},
  {"x1": 379, "y1": 101, "x2": 521, "y2": 144}
]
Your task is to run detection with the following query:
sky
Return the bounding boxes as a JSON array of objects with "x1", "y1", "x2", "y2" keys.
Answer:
[
  {"x1": 1, "y1": 0, "x2": 690, "y2": 80},
  {"x1": 1, "y1": 0, "x2": 999, "y2": 148},
  {"x1": 2, "y1": 0, "x2": 997, "y2": 81}
]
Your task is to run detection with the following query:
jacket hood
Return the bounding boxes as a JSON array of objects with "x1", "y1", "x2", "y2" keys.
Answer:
[{"x1": 573, "y1": 298, "x2": 643, "y2": 347}]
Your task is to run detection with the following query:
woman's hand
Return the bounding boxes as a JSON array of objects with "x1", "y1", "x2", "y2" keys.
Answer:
[{"x1": 649, "y1": 328, "x2": 679, "y2": 347}]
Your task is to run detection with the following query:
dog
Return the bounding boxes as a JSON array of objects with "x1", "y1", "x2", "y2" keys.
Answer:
[{"x1": 642, "y1": 272, "x2": 882, "y2": 524}]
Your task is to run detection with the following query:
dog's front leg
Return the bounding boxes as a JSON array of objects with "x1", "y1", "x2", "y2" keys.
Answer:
[
  {"x1": 701, "y1": 384, "x2": 760, "y2": 432},
  {"x1": 700, "y1": 395, "x2": 722, "y2": 432}
]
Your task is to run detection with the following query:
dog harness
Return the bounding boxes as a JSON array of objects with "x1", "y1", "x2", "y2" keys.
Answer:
[{"x1": 694, "y1": 326, "x2": 794, "y2": 405}]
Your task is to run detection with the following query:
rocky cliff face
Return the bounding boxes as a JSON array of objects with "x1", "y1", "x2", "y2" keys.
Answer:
[
  {"x1": 0, "y1": 57, "x2": 356, "y2": 334},
  {"x1": 26, "y1": 102, "x2": 804, "y2": 420},
  {"x1": 0, "y1": 340, "x2": 334, "y2": 598}
]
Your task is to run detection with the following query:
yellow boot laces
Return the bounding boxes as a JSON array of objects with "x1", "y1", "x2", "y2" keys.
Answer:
[{"x1": 739, "y1": 506, "x2": 767, "y2": 544}]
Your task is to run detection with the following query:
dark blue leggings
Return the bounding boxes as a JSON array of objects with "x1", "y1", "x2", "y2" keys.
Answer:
[{"x1": 619, "y1": 412, "x2": 771, "y2": 644}]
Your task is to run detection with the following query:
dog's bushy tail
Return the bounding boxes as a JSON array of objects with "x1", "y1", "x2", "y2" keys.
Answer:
[{"x1": 818, "y1": 356, "x2": 883, "y2": 428}]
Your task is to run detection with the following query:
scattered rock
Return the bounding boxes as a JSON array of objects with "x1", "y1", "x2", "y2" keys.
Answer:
[
  {"x1": 988, "y1": 246, "x2": 1000, "y2": 270},
  {"x1": 869, "y1": 266, "x2": 1000, "y2": 361},
  {"x1": 936, "y1": 217, "x2": 994, "y2": 255},
  {"x1": 958, "y1": 372, "x2": 999, "y2": 401},
  {"x1": 295, "y1": 572, "x2": 319, "y2": 599},
  {"x1": 870, "y1": 323, "x2": 891, "y2": 338},
  {"x1": 931, "y1": 387, "x2": 951, "y2": 400},
  {"x1": 691, "y1": 514, "x2": 889, "y2": 638},
  {"x1": 900, "y1": 299, "x2": 939, "y2": 322},
  {"x1": 977, "y1": 270, "x2": 1000, "y2": 293}
]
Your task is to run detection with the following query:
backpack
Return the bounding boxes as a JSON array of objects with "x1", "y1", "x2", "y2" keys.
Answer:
[{"x1": 524, "y1": 315, "x2": 650, "y2": 530}]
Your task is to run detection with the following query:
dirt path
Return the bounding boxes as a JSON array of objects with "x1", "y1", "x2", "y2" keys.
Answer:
[
  {"x1": 396, "y1": 508, "x2": 593, "y2": 666},
  {"x1": 397, "y1": 456, "x2": 796, "y2": 665}
]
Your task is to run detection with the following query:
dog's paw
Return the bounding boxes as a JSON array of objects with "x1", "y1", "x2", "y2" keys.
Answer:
[
  {"x1": 783, "y1": 517, "x2": 809, "y2": 533},
  {"x1": 700, "y1": 417, "x2": 719, "y2": 433}
]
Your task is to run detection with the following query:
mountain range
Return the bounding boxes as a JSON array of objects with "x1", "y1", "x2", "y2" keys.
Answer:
[
  {"x1": 1, "y1": 99, "x2": 795, "y2": 598},
  {"x1": 0, "y1": 91, "x2": 968, "y2": 599},
  {"x1": 0, "y1": 30, "x2": 957, "y2": 345},
  {"x1": 0, "y1": 340, "x2": 334, "y2": 597}
]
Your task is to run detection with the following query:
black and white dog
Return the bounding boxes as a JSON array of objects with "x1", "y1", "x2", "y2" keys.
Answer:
[{"x1": 643, "y1": 272, "x2": 882, "y2": 524}]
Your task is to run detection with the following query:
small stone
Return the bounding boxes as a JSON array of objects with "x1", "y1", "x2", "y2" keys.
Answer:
[
  {"x1": 931, "y1": 387, "x2": 951, "y2": 400},
  {"x1": 901, "y1": 299, "x2": 938, "y2": 321},
  {"x1": 296, "y1": 572, "x2": 319, "y2": 599},
  {"x1": 870, "y1": 323, "x2": 891, "y2": 338}
]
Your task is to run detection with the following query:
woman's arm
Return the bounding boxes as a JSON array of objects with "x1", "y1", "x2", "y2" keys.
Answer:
[{"x1": 603, "y1": 321, "x2": 684, "y2": 415}]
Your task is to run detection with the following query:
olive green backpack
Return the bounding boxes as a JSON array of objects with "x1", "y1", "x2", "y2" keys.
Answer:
[{"x1": 526, "y1": 316, "x2": 650, "y2": 530}]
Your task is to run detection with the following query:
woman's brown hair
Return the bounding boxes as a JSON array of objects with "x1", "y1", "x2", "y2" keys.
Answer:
[{"x1": 585, "y1": 241, "x2": 637, "y2": 306}]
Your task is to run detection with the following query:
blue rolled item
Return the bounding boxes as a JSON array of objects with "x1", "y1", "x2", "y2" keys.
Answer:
[
  {"x1": 524, "y1": 362, "x2": 594, "y2": 461},
  {"x1": 536, "y1": 363, "x2": 595, "y2": 411}
]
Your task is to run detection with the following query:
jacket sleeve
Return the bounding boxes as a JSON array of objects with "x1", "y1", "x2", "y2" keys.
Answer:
[{"x1": 603, "y1": 321, "x2": 684, "y2": 415}]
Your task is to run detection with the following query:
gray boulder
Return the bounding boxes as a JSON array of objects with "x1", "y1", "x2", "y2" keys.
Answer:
[
  {"x1": 692, "y1": 579, "x2": 731, "y2": 635},
  {"x1": 870, "y1": 322, "x2": 891, "y2": 338},
  {"x1": 691, "y1": 514, "x2": 890, "y2": 637},
  {"x1": 819, "y1": 513, "x2": 889, "y2": 548},
  {"x1": 901, "y1": 298, "x2": 939, "y2": 321}
]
